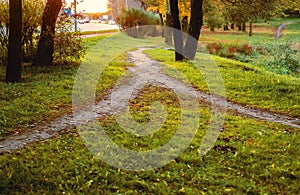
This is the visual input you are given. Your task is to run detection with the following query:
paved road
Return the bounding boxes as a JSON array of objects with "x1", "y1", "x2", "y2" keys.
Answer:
[{"x1": 77, "y1": 22, "x2": 119, "y2": 32}]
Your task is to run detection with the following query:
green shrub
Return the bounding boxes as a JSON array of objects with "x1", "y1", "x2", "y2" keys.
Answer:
[
  {"x1": 0, "y1": 43, "x2": 7, "y2": 66},
  {"x1": 206, "y1": 41, "x2": 300, "y2": 76},
  {"x1": 116, "y1": 8, "x2": 160, "y2": 38},
  {"x1": 0, "y1": 0, "x2": 9, "y2": 66},
  {"x1": 254, "y1": 42, "x2": 300, "y2": 75},
  {"x1": 0, "y1": 0, "x2": 45, "y2": 65},
  {"x1": 53, "y1": 13, "x2": 85, "y2": 66},
  {"x1": 0, "y1": 1, "x2": 84, "y2": 66}
]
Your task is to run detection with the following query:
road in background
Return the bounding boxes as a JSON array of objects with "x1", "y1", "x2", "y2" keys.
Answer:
[{"x1": 77, "y1": 23, "x2": 119, "y2": 32}]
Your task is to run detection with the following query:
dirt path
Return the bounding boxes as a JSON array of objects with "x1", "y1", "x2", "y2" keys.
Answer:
[{"x1": 1, "y1": 48, "x2": 299, "y2": 153}]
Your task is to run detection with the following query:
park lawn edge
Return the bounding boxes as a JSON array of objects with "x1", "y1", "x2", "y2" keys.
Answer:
[
  {"x1": 0, "y1": 103, "x2": 299, "y2": 194},
  {"x1": 0, "y1": 28, "x2": 299, "y2": 194},
  {"x1": 143, "y1": 48, "x2": 300, "y2": 119},
  {"x1": 0, "y1": 35, "x2": 132, "y2": 137}
]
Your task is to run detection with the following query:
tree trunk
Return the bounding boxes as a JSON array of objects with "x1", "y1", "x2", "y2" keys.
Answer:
[
  {"x1": 223, "y1": 23, "x2": 229, "y2": 31},
  {"x1": 6, "y1": 0, "x2": 22, "y2": 82},
  {"x1": 159, "y1": 12, "x2": 164, "y2": 37},
  {"x1": 32, "y1": 0, "x2": 62, "y2": 66},
  {"x1": 249, "y1": 18, "x2": 253, "y2": 36},
  {"x1": 238, "y1": 23, "x2": 242, "y2": 31},
  {"x1": 181, "y1": 16, "x2": 188, "y2": 33},
  {"x1": 183, "y1": 0, "x2": 203, "y2": 60},
  {"x1": 242, "y1": 21, "x2": 246, "y2": 31},
  {"x1": 231, "y1": 23, "x2": 234, "y2": 29},
  {"x1": 165, "y1": 13, "x2": 173, "y2": 45},
  {"x1": 170, "y1": 0, "x2": 184, "y2": 61}
]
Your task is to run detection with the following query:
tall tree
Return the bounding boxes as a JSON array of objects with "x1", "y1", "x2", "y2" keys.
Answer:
[
  {"x1": 170, "y1": 0, "x2": 184, "y2": 61},
  {"x1": 222, "y1": 0, "x2": 293, "y2": 36},
  {"x1": 183, "y1": 0, "x2": 203, "y2": 60},
  {"x1": 165, "y1": 10, "x2": 173, "y2": 45},
  {"x1": 6, "y1": 0, "x2": 22, "y2": 82},
  {"x1": 170, "y1": 0, "x2": 203, "y2": 61},
  {"x1": 136, "y1": 0, "x2": 205, "y2": 60},
  {"x1": 32, "y1": 0, "x2": 62, "y2": 66},
  {"x1": 204, "y1": 0, "x2": 225, "y2": 31}
]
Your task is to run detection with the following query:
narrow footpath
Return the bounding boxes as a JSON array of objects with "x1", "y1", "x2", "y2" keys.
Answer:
[{"x1": 0, "y1": 48, "x2": 299, "y2": 153}]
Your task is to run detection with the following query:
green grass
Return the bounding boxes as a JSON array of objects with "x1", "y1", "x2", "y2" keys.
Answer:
[
  {"x1": 144, "y1": 49, "x2": 300, "y2": 118},
  {"x1": 0, "y1": 19, "x2": 300, "y2": 194},
  {"x1": 0, "y1": 33, "x2": 162, "y2": 137},
  {"x1": 77, "y1": 29, "x2": 119, "y2": 36},
  {"x1": 256, "y1": 18, "x2": 300, "y2": 43},
  {"x1": 0, "y1": 34, "x2": 131, "y2": 137},
  {"x1": 200, "y1": 17, "x2": 300, "y2": 45},
  {"x1": 201, "y1": 33, "x2": 272, "y2": 45},
  {"x1": 0, "y1": 66, "x2": 76, "y2": 137},
  {"x1": 199, "y1": 19, "x2": 300, "y2": 78},
  {"x1": 0, "y1": 100, "x2": 299, "y2": 194}
]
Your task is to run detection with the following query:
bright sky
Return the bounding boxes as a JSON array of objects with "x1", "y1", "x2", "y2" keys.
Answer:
[{"x1": 66, "y1": 0, "x2": 108, "y2": 13}]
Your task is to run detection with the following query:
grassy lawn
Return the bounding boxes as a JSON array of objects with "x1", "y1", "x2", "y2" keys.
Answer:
[
  {"x1": 199, "y1": 18, "x2": 300, "y2": 79},
  {"x1": 0, "y1": 82, "x2": 299, "y2": 194},
  {"x1": 78, "y1": 29, "x2": 119, "y2": 36},
  {"x1": 200, "y1": 17, "x2": 300, "y2": 44},
  {"x1": 144, "y1": 49, "x2": 300, "y2": 118},
  {"x1": 0, "y1": 21, "x2": 300, "y2": 194},
  {"x1": 0, "y1": 102, "x2": 299, "y2": 194},
  {"x1": 0, "y1": 35, "x2": 129, "y2": 137}
]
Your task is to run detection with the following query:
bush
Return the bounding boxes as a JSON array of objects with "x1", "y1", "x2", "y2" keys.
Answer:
[
  {"x1": 238, "y1": 44, "x2": 253, "y2": 54},
  {"x1": 116, "y1": 8, "x2": 160, "y2": 38},
  {"x1": 22, "y1": 0, "x2": 45, "y2": 62},
  {"x1": 206, "y1": 42, "x2": 223, "y2": 55},
  {"x1": 0, "y1": 0, "x2": 9, "y2": 66},
  {"x1": 0, "y1": 1, "x2": 85, "y2": 66},
  {"x1": 205, "y1": 41, "x2": 300, "y2": 76},
  {"x1": 53, "y1": 13, "x2": 85, "y2": 66},
  {"x1": 0, "y1": 0, "x2": 45, "y2": 65},
  {"x1": 254, "y1": 42, "x2": 300, "y2": 75},
  {"x1": 0, "y1": 44, "x2": 7, "y2": 65}
]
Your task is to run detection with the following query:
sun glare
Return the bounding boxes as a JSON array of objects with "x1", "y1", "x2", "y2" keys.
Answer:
[{"x1": 67, "y1": 0, "x2": 108, "y2": 13}]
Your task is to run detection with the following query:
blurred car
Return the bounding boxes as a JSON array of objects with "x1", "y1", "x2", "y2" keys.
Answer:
[
  {"x1": 79, "y1": 18, "x2": 89, "y2": 24},
  {"x1": 90, "y1": 20, "x2": 100, "y2": 24},
  {"x1": 78, "y1": 19, "x2": 85, "y2": 24},
  {"x1": 108, "y1": 20, "x2": 116, "y2": 25}
]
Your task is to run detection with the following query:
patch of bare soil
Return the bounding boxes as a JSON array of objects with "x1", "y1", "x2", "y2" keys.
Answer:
[{"x1": 291, "y1": 42, "x2": 300, "y2": 51}]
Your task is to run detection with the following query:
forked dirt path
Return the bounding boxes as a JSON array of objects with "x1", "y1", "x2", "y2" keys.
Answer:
[{"x1": 0, "y1": 48, "x2": 299, "y2": 153}]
